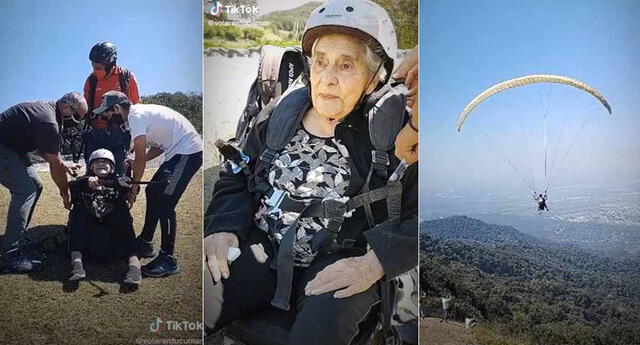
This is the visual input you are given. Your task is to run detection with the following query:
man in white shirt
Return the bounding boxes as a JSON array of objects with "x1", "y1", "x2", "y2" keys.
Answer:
[{"x1": 93, "y1": 91, "x2": 202, "y2": 277}]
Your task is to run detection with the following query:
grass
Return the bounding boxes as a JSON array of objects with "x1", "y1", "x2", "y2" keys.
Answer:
[{"x1": 0, "y1": 169, "x2": 203, "y2": 345}]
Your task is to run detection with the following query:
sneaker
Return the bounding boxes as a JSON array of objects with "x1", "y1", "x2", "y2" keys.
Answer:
[
  {"x1": 2, "y1": 250, "x2": 42, "y2": 273},
  {"x1": 124, "y1": 264, "x2": 142, "y2": 285},
  {"x1": 142, "y1": 251, "x2": 180, "y2": 278},
  {"x1": 133, "y1": 237, "x2": 156, "y2": 258},
  {"x1": 69, "y1": 261, "x2": 86, "y2": 281}
]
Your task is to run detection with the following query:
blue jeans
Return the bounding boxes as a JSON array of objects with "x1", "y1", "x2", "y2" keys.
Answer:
[{"x1": 0, "y1": 144, "x2": 43, "y2": 254}]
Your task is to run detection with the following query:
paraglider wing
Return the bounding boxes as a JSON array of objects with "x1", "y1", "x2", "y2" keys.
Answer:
[{"x1": 456, "y1": 74, "x2": 612, "y2": 131}]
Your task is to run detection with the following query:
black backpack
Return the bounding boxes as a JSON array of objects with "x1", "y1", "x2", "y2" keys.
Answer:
[{"x1": 87, "y1": 67, "x2": 132, "y2": 111}]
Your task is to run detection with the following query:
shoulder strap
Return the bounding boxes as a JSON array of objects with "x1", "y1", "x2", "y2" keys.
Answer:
[
  {"x1": 88, "y1": 74, "x2": 98, "y2": 111},
  {"x1": 119, "y1": 67, "x2": 131, "y2": 95},
  {"x1": 248, "y1": 85, "x2": 310, "y2": 195}
]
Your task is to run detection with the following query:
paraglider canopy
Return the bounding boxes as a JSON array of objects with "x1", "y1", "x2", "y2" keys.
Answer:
[{"x1": 456, "y1": 74, "x2": 612, "y2": 132}]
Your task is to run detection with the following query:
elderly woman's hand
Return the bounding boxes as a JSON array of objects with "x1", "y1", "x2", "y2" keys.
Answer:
[
  {"x1": 204, "y1": 232, "x2": 239, "y2": 283},
  {"x1": 305, "y1": 250, "x2": 385, "y2": 298}
]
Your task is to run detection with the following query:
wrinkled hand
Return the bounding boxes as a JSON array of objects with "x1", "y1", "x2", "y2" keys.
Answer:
[
  {"x1": 305, "y1": 250, "x2": 385, "y2": 299},
  {"x1": 87, "y1": 176, "x2": 102, "y2": 190},
  {"x1": 204, "y1": 232, "x2": 239, "y2": 283},
  {"x1": 61, "y1": 191, "x2": 71, "y2": 210}
]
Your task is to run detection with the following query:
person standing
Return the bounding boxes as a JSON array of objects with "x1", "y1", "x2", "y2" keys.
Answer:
[
  {"x1": 0, "y1": 92, "x2": 87, "y2": 272},
  {"x1": 83, "y1": 41, "x2": 140, "y2": 174},
  {"x1": 91, "y1": 91, "x2": 202, "y2": 277},
  {"x1": 441, "y1": 294, "x2": 452, "y2": 323}
]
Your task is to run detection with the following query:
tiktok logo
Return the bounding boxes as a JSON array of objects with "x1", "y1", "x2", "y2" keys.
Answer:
[
  {"x1": 210, "y1": 1, "x2": 223, "y2": 17},
  {"x1": 148, "y1": 317, "x2": 163, "y2": 333}
]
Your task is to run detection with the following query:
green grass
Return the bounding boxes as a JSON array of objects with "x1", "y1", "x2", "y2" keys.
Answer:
[{"x1": 0, "y1": 170, "x2": 203, "y2": 345}]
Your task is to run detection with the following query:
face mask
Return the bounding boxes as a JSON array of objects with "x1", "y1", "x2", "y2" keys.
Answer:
[{"x1": 93, "y1": 68, "x2": 107, "y2": 79}]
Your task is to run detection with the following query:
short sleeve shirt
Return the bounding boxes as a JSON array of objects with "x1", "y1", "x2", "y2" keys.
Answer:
[
  {"x1": 0, "y1": 101, "x2": 60, "y2": 157},
  {"x1": 127, "y1": 104, "x2": 203, "y2": 161}
]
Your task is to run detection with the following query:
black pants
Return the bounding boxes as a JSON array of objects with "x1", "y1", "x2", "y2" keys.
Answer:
[
  {"x1": 209, "y1": 230, "x2": 380, "y2": 345},
  {"x1": 68, "y1": 201, "x2": 135, "y2": 261},
  {"x1": 139, "y1": 152, "x2": 202, "y2": 255}
]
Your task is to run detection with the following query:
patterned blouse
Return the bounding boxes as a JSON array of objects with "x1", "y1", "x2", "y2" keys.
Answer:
[{"x1": 255, "y1": 126, "x2": 352, "y2": 266}]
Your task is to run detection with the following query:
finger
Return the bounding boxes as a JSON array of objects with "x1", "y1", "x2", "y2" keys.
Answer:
[
  {"x1": 334, "y1": 285, "x2": 360, "y2": 299},
  {"x1": 405, "y1": 65, "x2": 418, "y2": 89},
  {"x1": 214, "y1": 242, "x2": 230, "y2": 279},
  {"x1": 305, "y1": 266, "x2": 334, "y2": 292},
  {"x1": 250, "y1": 244, "x2": 268, "y2": 263},
  {"x1": 207, "y1": 255, "x2": 221, "y2": 283},
  {"x1": 308, "y1": 278, "x2": 348, "y2": 296}
]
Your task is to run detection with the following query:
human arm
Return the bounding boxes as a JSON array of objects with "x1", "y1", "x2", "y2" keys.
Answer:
[
  {"x1": 127, "y1": 135, "x2": 147, "y2": 205},
  {"x1": 145, "y1": 147, "x2": 164, "y2": 162}
]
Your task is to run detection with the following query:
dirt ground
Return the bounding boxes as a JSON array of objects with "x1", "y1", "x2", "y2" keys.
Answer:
[
  {"x1": 421, "y1": 317, "x2": 476, "y2": 345},
  {"x1": 0, "y1": 169, "x2": 203, "y2": 345}
]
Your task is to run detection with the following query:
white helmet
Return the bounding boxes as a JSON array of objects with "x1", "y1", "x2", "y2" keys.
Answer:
[
  {"x1": 88, "y1": 149, "x2": 116, "y2": 166},
  {"x1": 302, "y1": 0, "x2": 398, "y2": 79}
]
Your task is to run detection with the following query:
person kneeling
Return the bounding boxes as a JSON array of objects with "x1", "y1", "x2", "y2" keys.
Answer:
[{"x1": 67, "y1": 149, "x2": 141, "y2": 285}]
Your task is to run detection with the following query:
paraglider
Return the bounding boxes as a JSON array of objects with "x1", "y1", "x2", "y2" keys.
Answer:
[{"x1": 457, "y1": 74, "x2": 612, "y2": 213}]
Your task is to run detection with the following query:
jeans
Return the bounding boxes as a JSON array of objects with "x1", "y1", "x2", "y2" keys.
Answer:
[{"x1": 0, "y1": 144, "x2": 43, "y2": 254}]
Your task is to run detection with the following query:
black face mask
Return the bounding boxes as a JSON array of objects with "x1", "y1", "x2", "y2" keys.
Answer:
[{"x1": 63, "y1": 118, "x2": 81, "y2": 129}]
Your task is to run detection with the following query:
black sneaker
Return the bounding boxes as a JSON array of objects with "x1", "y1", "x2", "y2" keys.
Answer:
[
  {"x1": 142, "y1": 251, "x2": 180, "y2": 278},
  {"x1": 2, "y1": 250, "x2": 42, "y2": 273},
  {"x1": 134, "y1": 237, "x2": 156, "y2": 258}
]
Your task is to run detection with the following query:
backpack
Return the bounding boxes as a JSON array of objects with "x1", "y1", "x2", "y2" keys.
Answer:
[
  {"x1": 234, "y1": 46, "x2": 307, "y2": 148},
  {"x1": 216, "y1": 46, "x2": 416, "y2": 344},
  {"x1": 87, "y1": 67, "x2": 132, "y2": 111}
]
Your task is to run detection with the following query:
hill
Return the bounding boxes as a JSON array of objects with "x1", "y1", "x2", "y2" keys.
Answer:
[{"x1": 420, "y1": 216, "x2": 640, "y2": 345}]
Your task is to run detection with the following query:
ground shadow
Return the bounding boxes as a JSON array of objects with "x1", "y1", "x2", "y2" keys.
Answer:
[{"x1": 1, "y1": 225, "x2": 138, "y2": 293}]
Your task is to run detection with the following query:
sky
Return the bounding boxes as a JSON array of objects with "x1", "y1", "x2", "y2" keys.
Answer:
[
  {"x1": 419, "y1": 0, "x2": 640, "y2": 204},
  {"x1": 0, "y1": 0, "x2": 202, "y2": 110}
]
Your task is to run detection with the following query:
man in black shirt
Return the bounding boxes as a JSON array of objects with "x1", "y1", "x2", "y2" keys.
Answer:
[{"x1": 0, "y1": 92, "x2": 87, "y2": 273}]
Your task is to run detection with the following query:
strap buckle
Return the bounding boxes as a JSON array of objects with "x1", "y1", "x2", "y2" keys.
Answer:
[
  {"x1": 372, "y1": 150, "x2": 390, "y2": 166},
  {"x1": 260, "y1": 148, "x2": 277, "y2": 164},
  {"x1": 265, "y1": 188, "x2": 287, "y2": 214},
  {"x1": 322, "y1": 199, "x2": 347, "y2": 218}
]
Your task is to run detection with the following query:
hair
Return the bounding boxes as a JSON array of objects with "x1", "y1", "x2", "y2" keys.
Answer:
[
  {"x1": 311, "y1": 35, "x2": 388, "y2": 85},
  {"x1": 58, "y1": 92, "x2": 88, "y2": 113}
]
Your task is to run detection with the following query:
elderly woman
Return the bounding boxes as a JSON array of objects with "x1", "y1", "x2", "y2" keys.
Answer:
[{"x1": 203, "y1": 1, "x2": 417, "y2": 344}]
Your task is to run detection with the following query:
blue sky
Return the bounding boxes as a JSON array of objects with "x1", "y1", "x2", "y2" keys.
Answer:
[
  {"x1": 419, "y1": 0, "x2": 640, "y2": 199},
  {"x1": 0, "y1": 0, "x2": 202, "y2": 110}
]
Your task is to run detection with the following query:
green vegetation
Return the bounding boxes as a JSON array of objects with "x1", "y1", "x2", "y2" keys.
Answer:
[
  {"x1": 141, "y1": 92, "x2": 202, "y2": 133},
  {"x1": 203, "y1": 1, "x2": 418, "y2": 50},
  {"x1": 420, "y1": 216, "x2": 640, "y2": 345}
]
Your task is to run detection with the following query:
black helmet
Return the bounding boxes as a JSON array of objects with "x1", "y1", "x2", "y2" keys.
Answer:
[{"x1": 89, "y1": 41, "x2": 117, "y2": 65}]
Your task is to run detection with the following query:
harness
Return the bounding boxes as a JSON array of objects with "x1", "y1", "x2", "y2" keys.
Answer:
[{"x1": 218, "y1": 82, "x2": 409, "y2": 311}]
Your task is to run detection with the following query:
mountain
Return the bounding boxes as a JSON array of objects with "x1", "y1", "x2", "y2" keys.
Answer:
[
  {"x1": 420, "y1": 216, "x2": 640, "y2": 345},
  {"x1": 421, "y1": 215, "x2": 543, "y2": 246}
]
